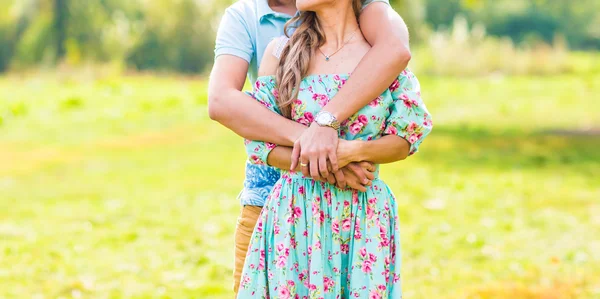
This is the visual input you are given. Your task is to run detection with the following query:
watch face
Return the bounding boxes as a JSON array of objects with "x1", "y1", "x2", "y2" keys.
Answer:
[{"x1": 317, "y1": 112, "x2": 333, "y2": 125}]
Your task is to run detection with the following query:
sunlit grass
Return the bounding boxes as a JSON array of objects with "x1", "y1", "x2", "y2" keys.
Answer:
[{"x1": 0, "y1": 72, "x2": 598, "y2": 298}]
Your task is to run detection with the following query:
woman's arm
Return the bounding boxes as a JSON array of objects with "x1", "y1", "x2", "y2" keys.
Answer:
[
  {"x1": 244, "y1": 39, "x2": 306, "y2": 167},
  {"x1": 337, "y1": 69, "x2": 433, "y2": 167},
  {"x1": 337, "y1": 136, "x2": 409, "y2": 167},
  {"x1": 265, "y1": 146, "x2": 295, "y2": 170},
  {"x1": 262, "y1": 70, "x2": 431, "y2": 169},
  {"x1": 244, "y1": 39, "x2": 300, "y2": 166}
]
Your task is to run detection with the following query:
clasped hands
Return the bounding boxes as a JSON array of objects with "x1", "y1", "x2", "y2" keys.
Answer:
[{"x1": 290, "y1": 123, "x2": 375, "y2": 192}]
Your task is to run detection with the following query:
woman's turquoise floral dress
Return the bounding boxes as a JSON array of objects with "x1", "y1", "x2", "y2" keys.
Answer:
[{"x1": 237, "y1": 70, "x2": 432, "y2": 299}]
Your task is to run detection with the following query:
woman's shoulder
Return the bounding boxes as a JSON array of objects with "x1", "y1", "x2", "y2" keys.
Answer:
[{"x1": 258, "y1": 36, "x2": 289, "y2": 77}]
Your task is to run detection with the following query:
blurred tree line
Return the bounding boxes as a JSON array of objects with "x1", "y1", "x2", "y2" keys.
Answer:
[
  {"x1": 423, "y1": 0, "x2": 600, "y2": 49},
  {"x1": 0, "y1": 0, "x2": 599, "y2": 73}
]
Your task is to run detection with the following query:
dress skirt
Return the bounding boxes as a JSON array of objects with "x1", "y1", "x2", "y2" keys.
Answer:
[{"x1": 237, "y1": 171, "x2": 402, "y2": 299}]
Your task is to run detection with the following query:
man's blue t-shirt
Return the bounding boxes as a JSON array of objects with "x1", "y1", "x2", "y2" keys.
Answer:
[{"x1": 214, "y1": 0, "x2": 389, "y2": 206}]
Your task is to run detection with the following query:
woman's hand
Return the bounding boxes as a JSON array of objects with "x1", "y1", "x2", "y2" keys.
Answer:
[
  {"x1": 311, "y1": 162, "x2": 375, "y2": 192},
  {"x1": 339, "y1": 162, "x2": 375, "y2": 192}
]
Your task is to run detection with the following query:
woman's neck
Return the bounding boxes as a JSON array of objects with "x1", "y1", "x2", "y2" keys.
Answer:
[{"x1": 315, "y1": 2, "x2": 359, "y2": 49}]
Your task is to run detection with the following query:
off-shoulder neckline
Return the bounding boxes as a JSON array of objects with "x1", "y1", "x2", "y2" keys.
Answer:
[{"x1": 255, "y1": 73, "x2": 352, "y2": 82}]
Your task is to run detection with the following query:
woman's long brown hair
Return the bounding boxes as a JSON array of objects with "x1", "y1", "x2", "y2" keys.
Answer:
[{"x1": 275, "y1": 0, "x2": 362, "y2": 118}]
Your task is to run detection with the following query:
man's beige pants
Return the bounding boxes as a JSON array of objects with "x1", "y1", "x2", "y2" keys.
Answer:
[{"x1": 233, "y1": 205, "x2": 262, "y2": 295}]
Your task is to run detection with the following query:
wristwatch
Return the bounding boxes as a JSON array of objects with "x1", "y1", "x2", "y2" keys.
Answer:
[{"x1": 314, "y1": 111, "x2": 340, "y2": 130}]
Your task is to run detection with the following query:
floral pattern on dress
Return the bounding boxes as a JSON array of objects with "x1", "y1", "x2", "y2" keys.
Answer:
[{"x1": 238, "y1": 69, "x2": 432, "y2": 299}]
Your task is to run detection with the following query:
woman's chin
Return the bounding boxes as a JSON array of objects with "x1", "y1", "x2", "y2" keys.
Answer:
[{"x1": 295, "y1": 0, "x2": 329, "y2": 12}]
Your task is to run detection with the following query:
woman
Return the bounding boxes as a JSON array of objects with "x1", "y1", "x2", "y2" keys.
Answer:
[{"x1": 238, "y1": 0, "x2": 432, "y2": 297}]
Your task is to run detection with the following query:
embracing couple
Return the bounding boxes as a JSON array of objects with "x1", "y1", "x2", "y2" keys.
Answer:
[{"x1": 208, "y1": 0, "x2": 433, "y2": 298}]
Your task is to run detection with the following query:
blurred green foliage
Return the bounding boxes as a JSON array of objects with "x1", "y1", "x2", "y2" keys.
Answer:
[
  {"x1": 421, "y1": 0, "x2": 600, "y2": 49},
  {"x1": 0, "y1": 0, "x2": 599, "y2": 73},
  {"x1": 0, "y1": 0, "x2": 230, "y2": 73}
]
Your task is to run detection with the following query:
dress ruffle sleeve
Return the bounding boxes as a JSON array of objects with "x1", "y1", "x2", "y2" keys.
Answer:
[{"x1": 383, "y1": 69, "x2": 433, "y2": 155}]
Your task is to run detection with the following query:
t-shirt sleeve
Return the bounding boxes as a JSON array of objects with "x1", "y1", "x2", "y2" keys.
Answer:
[
  {"x1": 244, "y1": 80, "x2": 281, "y2": 165},
  {"x1": 384, "y1": 70, "x2": 433, "y2": 156},
  {"x1": 362, "y1": 0, "x2": 390, "y2": 10},
  {"x1": 214, "y1": 8, "x2": 254, "y2": 63}
]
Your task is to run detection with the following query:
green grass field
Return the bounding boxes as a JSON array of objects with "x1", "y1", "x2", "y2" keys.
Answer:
[{"x1": 1, "y1": 72, "x2": 599, "y2": 298}]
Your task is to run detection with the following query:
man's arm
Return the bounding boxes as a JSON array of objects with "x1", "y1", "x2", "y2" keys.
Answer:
[
  {"x1": 293, "y1": 2, "x2": 411, "y2": 177},
  {"x1": 325, "y1": 2, "x2": 411, "y2": 121},
  {"x1": 208, "y1": 56, "x2": 304, "y2": 146},
  {"x1": 208, "y1": 7, "x2": 304, "y2": 146}
]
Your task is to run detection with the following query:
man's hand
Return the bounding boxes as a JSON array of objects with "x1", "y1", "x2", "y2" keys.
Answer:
[
  {"x1": 291, "y1": 122, "x2": 339, "y2": 179},
  {"x1": 340, "y1": 162, "x2": 376, "y2": 192}
]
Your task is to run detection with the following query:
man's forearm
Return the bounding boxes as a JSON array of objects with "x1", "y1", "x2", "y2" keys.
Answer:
[
  {"x1": 208, "y1": 56, "x2": 304, "y2": 146},
  {"x1": 322, "y1": 44, "x2": 409, "y2": 121},
  {"x1": 210, "y1": 90, "x2": 305, "y2": 146}
]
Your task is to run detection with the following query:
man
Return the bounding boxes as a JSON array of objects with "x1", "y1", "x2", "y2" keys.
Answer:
[{"x1": 208, "y1": 0, "x2": 411, "y2": 294}]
